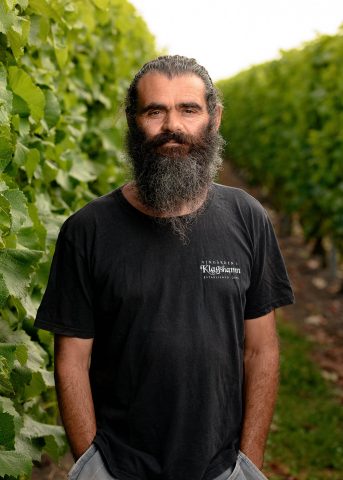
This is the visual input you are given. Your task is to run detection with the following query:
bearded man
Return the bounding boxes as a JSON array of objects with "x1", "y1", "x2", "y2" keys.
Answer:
[{"x1": 35, "y1": 55, "x2": 294, "y2": 480}]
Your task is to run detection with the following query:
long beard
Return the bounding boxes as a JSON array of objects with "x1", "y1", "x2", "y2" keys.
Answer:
[{"x1": 126, "y1": 119, "x2": 224, "y2": 243}]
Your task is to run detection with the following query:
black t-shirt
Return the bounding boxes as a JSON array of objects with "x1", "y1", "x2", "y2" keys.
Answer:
[{"x1": 35, "y1": 183, "x2": 294, "y2": 480}]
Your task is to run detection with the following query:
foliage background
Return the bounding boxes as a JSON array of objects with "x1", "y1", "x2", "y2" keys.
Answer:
[
  {"x1": 217, "y1": 29, "x2": 343, "y2": 258},
  {"x1": 0, "y1": 0, "x2": 155, "y2": 477}
]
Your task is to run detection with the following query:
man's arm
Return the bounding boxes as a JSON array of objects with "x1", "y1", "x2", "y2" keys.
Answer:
[
  {"x1": 240, "y1": 309, "x2": 279, "y2": 470},
  {"x1": 54, "y1": 335, "x2": 96, "y2": 460}
]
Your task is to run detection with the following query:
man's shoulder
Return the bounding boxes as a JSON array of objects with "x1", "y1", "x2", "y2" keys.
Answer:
[
  {"x1": 59, "y1": 187, "x2": 122, "y2": 239},
  {"x1": 70, "y1": 188, "x2": 118, "y2": 219},
  {"x1": 212, "y1": 182, "x2": 265, "y2": 214}
]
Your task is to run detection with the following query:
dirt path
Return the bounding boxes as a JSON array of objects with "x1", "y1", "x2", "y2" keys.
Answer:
[
  {"x1": 32, "y1": 164, "x2": 343, "y2": 478},
  {"x1": 31, "y1": 454, "x2": 73, "y2": 480}
]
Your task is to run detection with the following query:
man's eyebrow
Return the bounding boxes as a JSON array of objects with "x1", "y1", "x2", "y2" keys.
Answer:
[
  {"x1": 139, "y1": 101, "x2": 204, "y2": 113},
  {"x1": 178, "y1": 102, "x2": 203, "y2": 110},
  {"x1": 139, "y1": 103, "x2": 167, "y2": 113}
]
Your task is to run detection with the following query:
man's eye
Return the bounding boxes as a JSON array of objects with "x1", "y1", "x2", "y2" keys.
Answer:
[
  {"x1": 184, "y1": 109, "x2": 196, "y2": 114},
  {"x1": 149, "y1": 110, "x2": 161, "y2": 116}
]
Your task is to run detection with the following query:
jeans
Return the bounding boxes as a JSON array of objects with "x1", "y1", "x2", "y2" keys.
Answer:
[
  {"x1": 67, "y1": 445, "x2": 115, "y2": 480},
  {"x1": 67, "y1": 444, "x2": 268, "y2": 480}
]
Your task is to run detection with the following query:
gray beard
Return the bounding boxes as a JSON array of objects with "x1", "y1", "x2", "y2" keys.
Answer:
[{"x1": 126, "y1": 120, "x2": 224, "y2": 243}]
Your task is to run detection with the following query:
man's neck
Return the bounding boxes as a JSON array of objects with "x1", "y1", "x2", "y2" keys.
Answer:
[{"x1": 121, "y1": 182, "x2": 209, "y2": 218}]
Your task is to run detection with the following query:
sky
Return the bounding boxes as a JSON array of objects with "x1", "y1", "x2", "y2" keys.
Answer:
[{"x1": 130, "y1": 0, "x2": 343, "y2": 81}]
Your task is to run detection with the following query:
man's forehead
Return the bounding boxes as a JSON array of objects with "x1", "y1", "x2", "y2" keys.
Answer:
[{"x1": 136, "y1": 72, "x2": 207, "y2": 106}]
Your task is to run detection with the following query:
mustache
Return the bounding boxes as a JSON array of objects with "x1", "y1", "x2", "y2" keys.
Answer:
[{"x1": 143, "y1": 131, "x2": 196, "y2": 149}]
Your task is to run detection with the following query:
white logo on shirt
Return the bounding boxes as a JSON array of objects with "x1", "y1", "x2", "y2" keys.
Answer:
[{"x1": 200, "y1": 260, "x2": 241, "y2": 280}]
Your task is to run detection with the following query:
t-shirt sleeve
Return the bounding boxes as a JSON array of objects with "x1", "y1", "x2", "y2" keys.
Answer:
[
  {"x1": 34, "y1": 219, "x2": 95, "y2": 338},
  {"x1": 244, "y1": 208, "x2": 295, "y2": 319}
]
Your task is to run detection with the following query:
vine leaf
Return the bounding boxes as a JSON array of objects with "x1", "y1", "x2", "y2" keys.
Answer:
[
  {"x1": 0, "y1": 248, "x2": 43, "y2": 307},
  {"x1": 0, "y1": 450, "x2": 32, "y2": 477},
  {"x1": 8, "y1": 66, "x2": 45, "y2": 122}
]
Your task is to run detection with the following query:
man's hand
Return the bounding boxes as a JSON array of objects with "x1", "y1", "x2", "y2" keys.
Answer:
[
  {"x1": 54, "y1": 335, "x2": 96, "y2": 460},
  {"x1": 240, "y1": 310, "x2": 279, "y2": 470}
]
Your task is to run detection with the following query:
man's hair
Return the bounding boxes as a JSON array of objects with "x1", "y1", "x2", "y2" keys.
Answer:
[{"x1": 125, "y1": 55, "x2": 223, "y2": 121}]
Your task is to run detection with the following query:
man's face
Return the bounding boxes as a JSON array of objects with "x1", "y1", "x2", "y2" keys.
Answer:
[
  {"x1": 126, "y1": 72, "x2": 224, "y2": 242},
  {"x1": 135, "y1": 72, "x2": 213, "y2": 153}
]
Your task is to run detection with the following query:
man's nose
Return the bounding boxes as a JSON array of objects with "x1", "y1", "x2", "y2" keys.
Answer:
[{"x1": 162, "y1": 111, "x2": 182, "y2": 132}]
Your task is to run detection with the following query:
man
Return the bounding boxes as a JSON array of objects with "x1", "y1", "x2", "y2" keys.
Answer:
[{"x1": 35, "y1": 55, "x2": 294, "y2": 480}]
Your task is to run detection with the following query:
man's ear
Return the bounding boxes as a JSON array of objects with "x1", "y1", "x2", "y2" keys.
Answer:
[{"x1": 214, "y1": 105, "x2": 223, "y2": 131}]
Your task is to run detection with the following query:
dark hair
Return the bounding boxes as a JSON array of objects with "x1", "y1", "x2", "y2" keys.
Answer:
[{"x1": 125, "y1": 55, "x2": 223, "y2": 121}]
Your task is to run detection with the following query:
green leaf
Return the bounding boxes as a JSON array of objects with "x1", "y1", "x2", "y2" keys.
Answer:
[
  {"x1": 8, "y1": 66, "x2": 45, "y2": 122},
  {"x1": 0, "y1": 179, "x2": 9, "y2": 192},
  {"x1": 2, "y1": 189, "x2": 29, "y2": 233},
  {"x1": 0, "y1": 344, "x2": 28, "y2": 398},
  {"x1": 0, "y1": 4, "x2": 30, "y2": 60},
  {"x1": 0, "y1": 409, "x2": 15, "y2": 449},
  {"x1": 44, "y1": 90, "x2": 61, "y2": 128},
  {"x1": 0, "y1": 66, "x2": 12, "y2": 124},
  {"x1": 0, "y1": 124, "x2": 13, "y2": 172},
  {"x1": 25, "y1": 340, "x2": 47, "y2": 371},
  {"x1": 17, "y1": 0, "x2": 29, "y2": 8},
  {"x1": 28, "y1": 0, "x2": 60, "y2": 21},
  {"x1": 16, "y1": 225, "x2": 41, "y2": 251},
  {"x1": 7, "y1": 16, "x2": 30, "y2": 60},
  {"x1": 15, "y1": 434, "x2": 42, "y2": 462},
  {"x1": 4, "y1": 1, "x2": 16, "y2": 8},
  {"x1": 0, "y1": 355, "x2": 14, "y2": 396},
  {"x1": 0, "y1": 248, "x2": 43, "y2": 304},
  {"x1": 0, "y1": 344, "x2": 16, "y2": 368},
  {"x1": 15, "y1": 291, "x2": 38, "y2": 319},
  {"x1": 22, "y1": 415, "x2": 66, "y2": 449},
  {"x1": 27, "y1": 202, "x2": 46, "y2": 248},
  {"x1": 52, "y1": 26, "x2": 69, "y2": 69},
  {"x1": 0, "y1": 276, "x2": 9, "y2": 306},
  {"x1": 0, "y1": 395, "x2": 17, "y2": 416},
  {"x1": 15, "y1": 344, "x2": 27, "y2": 367},
  {"x1": 0, "y1": 450, "x2": 32, "y2": 477},
  {"x1": 0, "y1": 322, "x2": 47, "y2": 371},
  {"x1": 25, "y1": 370, "x2": 47, "y2": 398},
  {"x1": 92, "y1": 0, "x2": 110, "y2": 10},
  {"x1": 69, "y1": 155, "x2": 98, "y2": 183},
  {"x1": 44, "y1": 433, "x2": 67, "y2": 461},
  {"x1": 13, "y1": 141, "x2": 29, "y2": 167},
  {"x1": 42, "y1": 159, "x2": 58, "y2": 183},
  {"x1": 0, "y1": 63, "x2": 6, "y2": 86},
  {"x1": 0, "y1": 192, "x2": 11, "y2": 236},
  {"x1": 12, "y1": 92, "x2": 30, "y2": 117},
  {"x1": 23, "y1": 365, "x2": 53, "y2": 398},
  {"x1": 0, "y1": 2, "x2": 16, "y2": 34},
  {"x1": 24, "y1": 148, "x2": 40, "y2": 182},
  {"x1": 10, "y1": 363, "x2": 32, "y2": 396},
  {"x1": 37, "y1": 328, "x2": 53, "y2": 351},
  {"x1": 19, "y1": 116, "x2": 30, "y2": 136}
]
